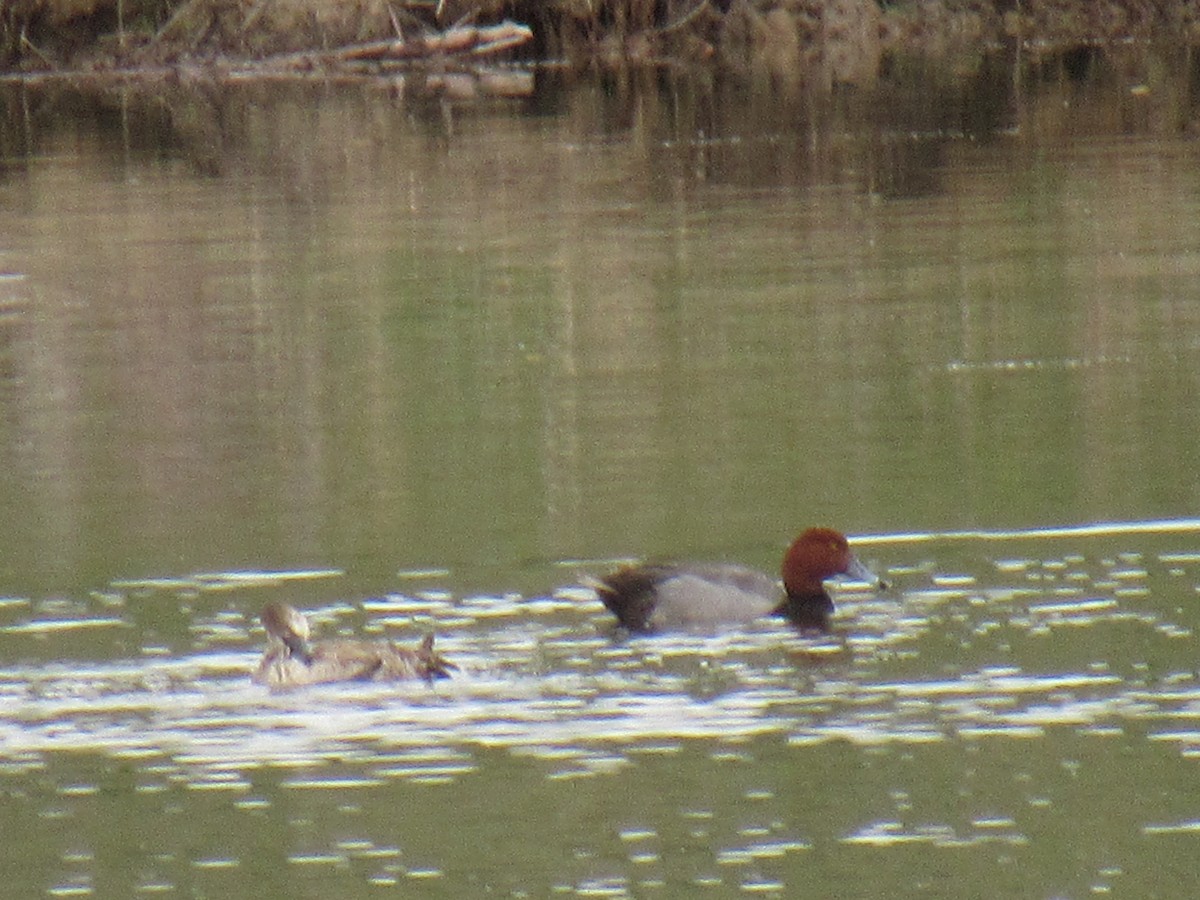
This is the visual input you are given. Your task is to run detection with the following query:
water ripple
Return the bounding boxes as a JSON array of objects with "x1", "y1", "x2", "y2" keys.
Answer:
[{"x1": 1, "y1": 523, "x2": 1198, "y2": 789}]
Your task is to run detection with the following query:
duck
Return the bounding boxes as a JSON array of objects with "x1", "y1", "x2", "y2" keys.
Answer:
[
  {"x1": 590, "y1": 527, "x2": 884, "y2": 633},
  {"x1": 252, "y1": 600, "x2": 455, "y2": 687}
]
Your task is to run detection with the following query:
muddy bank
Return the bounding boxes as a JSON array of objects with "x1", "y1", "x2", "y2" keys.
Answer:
[{"x1": 2, "y1": 1, "x2": 1198, "y2": 80}]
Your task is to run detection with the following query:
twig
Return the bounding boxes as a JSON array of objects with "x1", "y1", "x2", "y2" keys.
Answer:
[
  {"x1": 151, "y1": 0, "x2": 206, "y2": 46},
  {"x1": 659, "y1": 0, "x2": 711, "y2": 37},
  {"x1": 451, "y1": 8, "x2": 479, "y2": 30},
  {"x1": 387, "y1": 4, "x2": 405, "y2": 41},
  {"x1": 19, "y1": 26, "x2": 54, "y2": 67},
  {"x1": 242, "y1": 0, "x2": 276, "y2": 34}
]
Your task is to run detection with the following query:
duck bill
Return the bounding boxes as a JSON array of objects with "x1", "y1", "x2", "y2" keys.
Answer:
[{"x1": 844, "y1": 554, "x2": 887, "y2": 591}]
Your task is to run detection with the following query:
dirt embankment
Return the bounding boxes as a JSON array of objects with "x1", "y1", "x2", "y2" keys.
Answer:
[{"x1": 2, "y1": 0, "x2": 1197, "y2": 77}]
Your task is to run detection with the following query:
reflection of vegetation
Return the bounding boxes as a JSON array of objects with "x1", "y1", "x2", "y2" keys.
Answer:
[
  {"x1": 3, "y1": 1, "x2": 1198, "y2": 75},
  {"x1": 2, "y1": 46, "x2": 1198, "y2": 592},
  {"x1": 1, "y1": 38, "x2": 1191, "y2": 182}
]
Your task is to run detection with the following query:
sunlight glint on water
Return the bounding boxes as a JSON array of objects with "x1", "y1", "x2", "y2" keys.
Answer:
[
  {"x1": 0, "y1": 520, "x2": 1197, "y2": 773},
  {"x1": 3, "y1": 64, "x2": 1200, "y2": 896}
]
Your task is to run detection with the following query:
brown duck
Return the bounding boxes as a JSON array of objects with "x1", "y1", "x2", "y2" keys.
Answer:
[{"x1": 253, "y1": 601, "x2": 455, "y2": 687}]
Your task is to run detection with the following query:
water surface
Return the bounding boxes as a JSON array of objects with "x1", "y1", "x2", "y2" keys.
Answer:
[{"x1": 2, "y1": 49, "x2": 1200, "y2": 896}]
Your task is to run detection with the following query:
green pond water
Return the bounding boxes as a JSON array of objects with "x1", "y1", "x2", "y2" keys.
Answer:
[{"x1": 2, "y1": 49, "x2": 1200, "y2": 897}]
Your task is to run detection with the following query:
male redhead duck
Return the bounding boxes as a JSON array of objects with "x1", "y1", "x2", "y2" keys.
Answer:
[
  {"x1": 252, "y1": 601, "x2": 455, "y2": 687},
  {"x1": 591, "y1": 527, "x2": 884, "y2": 633}
]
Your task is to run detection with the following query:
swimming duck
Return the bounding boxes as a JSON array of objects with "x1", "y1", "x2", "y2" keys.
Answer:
[
  {"x1": 252, "y1": 601, "x2": 455, "y2": 687},
  {"x1": 590, "y1": 527, "x2": 884, "y2": 633}
]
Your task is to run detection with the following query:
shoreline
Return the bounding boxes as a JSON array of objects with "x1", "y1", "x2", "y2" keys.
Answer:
[{"x1": 4, "y1": 1, "x2": 1198, "y2": 82}]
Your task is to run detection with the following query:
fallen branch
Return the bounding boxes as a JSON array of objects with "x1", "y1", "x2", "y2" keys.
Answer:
[{"x1": 268, "y1": 20, "x2": 532, "y2": 71}]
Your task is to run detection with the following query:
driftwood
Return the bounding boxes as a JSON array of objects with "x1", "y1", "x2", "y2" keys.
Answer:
[{"x1": 269, "y1": 20, "x2": 533, "y2": 71}]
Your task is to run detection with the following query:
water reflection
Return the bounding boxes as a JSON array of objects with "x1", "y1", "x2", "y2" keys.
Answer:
[
  {"x1": 2, "y1": 49, "x2": 1200, "y2": 896},
  {"x1": 2, "y1": 57, "x2": 1200, "y2": 599}
]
